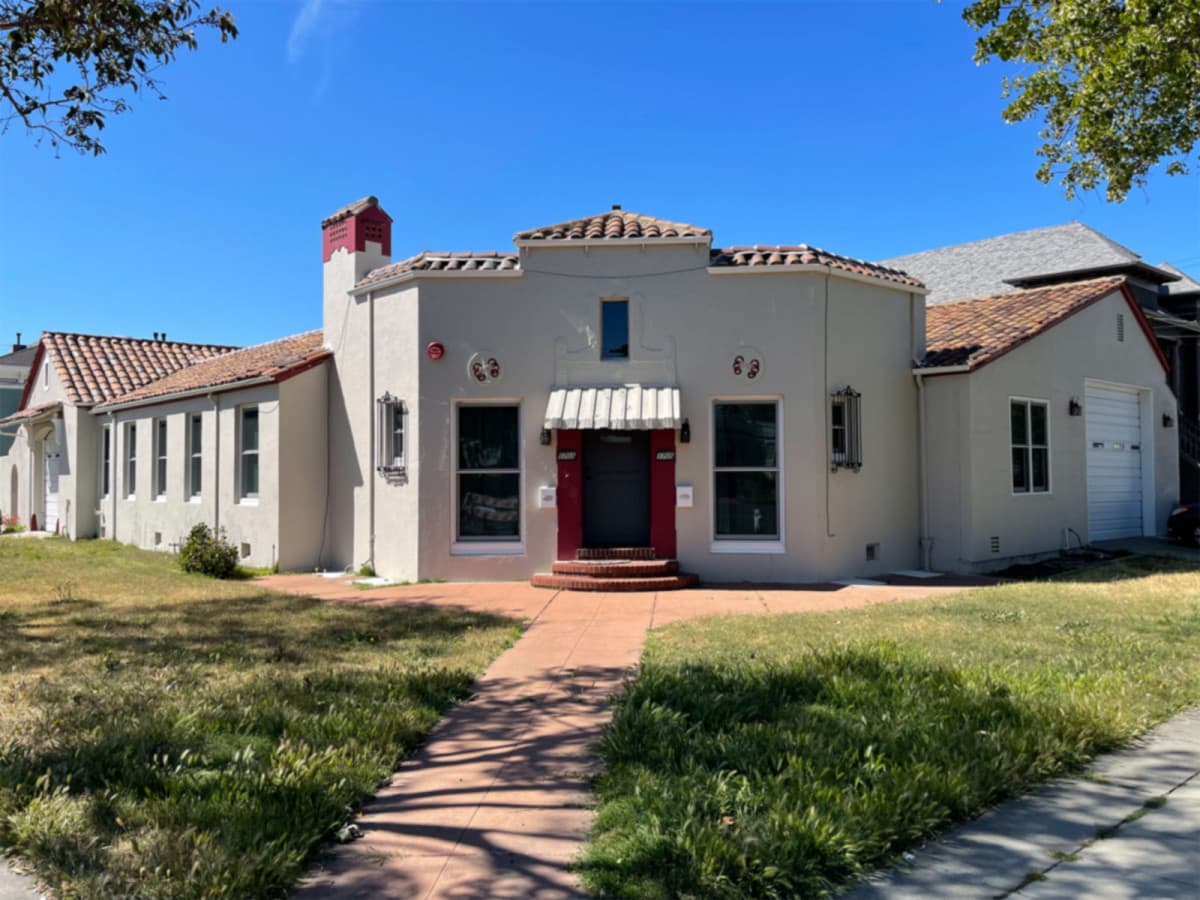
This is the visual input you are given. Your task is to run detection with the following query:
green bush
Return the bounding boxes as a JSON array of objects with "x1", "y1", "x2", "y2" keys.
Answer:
[{"x1": 178, "y1": 524, "x2": 239, "y2": 579}]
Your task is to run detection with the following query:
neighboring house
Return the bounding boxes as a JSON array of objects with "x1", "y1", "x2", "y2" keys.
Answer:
[
  {"x1": 882, "y1": 224, "x2": 1200, "y2": 503},
  {"x1": 0, "y1": 200, "x2": 1181, "y2": 582},
  {"x1": 0, "y1": 336, "x2": 36, "y2": 458}
]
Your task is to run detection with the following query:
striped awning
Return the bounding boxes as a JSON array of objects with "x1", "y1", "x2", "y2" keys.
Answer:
[{"x1": 544, "y1": 385, "x2": 682, "y2": 430}]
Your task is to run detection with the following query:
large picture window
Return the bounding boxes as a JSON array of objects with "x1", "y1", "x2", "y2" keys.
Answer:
[
  {"x1": 188, "y1": 414, "x2": 203, "y2": 499},
  {"x1": 239, "y1": 406, "x2": 259, "y2": 500},
  {"x1": 714, "y1": 401, "x2": 779, "y2": 539},
  {"x1": 457, "y1": 405, "x2": 520, "y2": 541},
  {"x1": 1011, "y1": 399, "x2": 1050, "y2": 494},
  {"x1": 153, "y1": 418, "x2": 168, "y2": 498}
]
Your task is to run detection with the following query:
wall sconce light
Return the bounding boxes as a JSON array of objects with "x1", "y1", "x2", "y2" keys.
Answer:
[
  {"x1": 1068, "y1": 398, "x2": 1082, "y2": 417},
  {"x1": 680, "y1": 418, "x2": 691, "y2": 444},
  {"x1": 1163, "y1": 413, "x2": 1175, "y2": 428},
  {"x1": 539, "y1": 428, "x2": 553, "y2": 446}
]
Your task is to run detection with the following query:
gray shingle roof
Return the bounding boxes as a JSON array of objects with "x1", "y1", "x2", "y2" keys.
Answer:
[
  {"x1": 879, "y1": 222, "x2": 1152, "y2": 304},
  {"x1": 1161, "y1": 262, "x2": 1200, "y2": 297}
]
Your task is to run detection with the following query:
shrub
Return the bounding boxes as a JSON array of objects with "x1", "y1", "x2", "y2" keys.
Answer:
[
  {"x1": 1, "y1": 514, "x2": 24, "y2": 534},
  {"x1": 178, "y1": 524, "x2": 239, "y2": 579}
]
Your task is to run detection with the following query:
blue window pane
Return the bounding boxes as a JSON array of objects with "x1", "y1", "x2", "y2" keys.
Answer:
[{"x1": 601, "y1": 300, "x2": 629, "y2": 359}]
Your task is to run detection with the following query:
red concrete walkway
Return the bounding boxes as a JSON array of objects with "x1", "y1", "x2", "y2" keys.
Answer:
[{"x1": 258, "y1": 574, "x2": 987, "y2": 899}]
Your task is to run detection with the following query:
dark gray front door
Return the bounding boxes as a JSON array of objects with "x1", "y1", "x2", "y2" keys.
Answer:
[{"x1": 583, "y1": 430, "x2": 650, "y2": 547}]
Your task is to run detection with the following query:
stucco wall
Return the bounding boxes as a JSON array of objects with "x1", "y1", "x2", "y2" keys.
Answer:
[
  {"x1": 277, "y1": 365, "x2": 330, "y2": 572},
  {"x1": 347, "y1": 243, "x2": 924, "y2": 582},
  {"x1": 925, "y1": 290, "x2": 1178, "y2": 572}
]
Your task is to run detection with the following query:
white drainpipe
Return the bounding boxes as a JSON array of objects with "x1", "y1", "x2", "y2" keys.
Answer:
[{"x1": 914, "y1": 369, "x2": 932, "y2": 571}]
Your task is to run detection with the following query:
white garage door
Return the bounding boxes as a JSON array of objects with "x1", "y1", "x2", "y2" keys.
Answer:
[{"x1": 1086, "y1": 385, "x2": 1143, "y2": 541}]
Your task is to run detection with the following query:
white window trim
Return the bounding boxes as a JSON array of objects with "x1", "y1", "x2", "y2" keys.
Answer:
[
  {"x1": 237, "y1": 405, "x2": 260, "y2": 503},
  {"x1": 709, "y1": 395, "x2": 786, "y2": 555},
  {"x1": 376, "y1": 394, "x2": 407, "y2": 473},
  {"x1": 1009, "y1": 396, "x2": 1052, "y2": 497},
  {"x1": 99, "y1": 424, "x2": 112, "y2": 499},
  {"x1": 123, "y1": 421, "x2": 137, "y2": 500},
  {"x1": 153, "y1": 417, "x2": 168, "y2": 501},
  {"x1": 187, "y1": 413, "x2": 203, "y2": 501},
  {"x1": 450, "y1": 398, "x2": 525, "y2": 556}
]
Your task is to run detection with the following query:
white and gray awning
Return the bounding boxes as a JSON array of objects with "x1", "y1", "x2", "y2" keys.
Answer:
[{"x1": 544, "y1": 385, "x2": 682, "y2": 430}]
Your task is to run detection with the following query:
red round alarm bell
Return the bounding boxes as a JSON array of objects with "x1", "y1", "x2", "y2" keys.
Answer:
[{"x1": 426, "y1": 341, "x2": 445, "y2": 360}]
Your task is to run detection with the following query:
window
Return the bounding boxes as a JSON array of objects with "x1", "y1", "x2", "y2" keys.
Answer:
[
  {"x1": 456, "y1": 405, "x2": 520, "y2": 541},
  {"x1": 239, "y1": 406, "x2": 259, "y2": 499},
  {"x1": 188, "y1": 414, "x2": 202, "y2": 499},
  {"x1": 376, "y1": 394, "x2": 406, "y2": 471},
  {"x1": 153, "y1": 418, "x2": 167, "y2": 498},
  {"x1": 830, "y1": 387, "x2": 863, "y2": 470},
  {"x1": 601, "y1": 299, "x2": 629, "y2": 360},
  {"x1": 713, "y1": 401, "x2": 779, "y2": 539},
  {"x1": 1011, "y1": 399, "x2": 1050, "y2": 493},
  {"x1": 100, "y1": 425, "x2": 111, "y2": 497},
  {"x1": 124, "y1": 422, "x2": 137, "y2": 498}
]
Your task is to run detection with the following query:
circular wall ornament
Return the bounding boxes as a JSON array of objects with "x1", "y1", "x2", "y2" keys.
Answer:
[
  {"x1": 468, "y1": 351, "x2": 503, "y2": 384},
  {"x1": 731, "y1": 347, "x2": 764, "y2": 381}
]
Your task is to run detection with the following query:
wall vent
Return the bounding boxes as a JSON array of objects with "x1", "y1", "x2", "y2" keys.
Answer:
[
  {"x1": 1117, "y1": 313, "x2": 1125, "y2": 342},
  {"x1": 240, "y1": 542, "x2": 251, "y2": 559},
  {"x1": 865, "y1": 542, "x2": 879, "y2": 562},
  {"x1": 990, "y1": 536, "x2": 1001, "y2": 554},
  {"x1": 153, "y1": 531, "x2": 162, "y2": 546}
]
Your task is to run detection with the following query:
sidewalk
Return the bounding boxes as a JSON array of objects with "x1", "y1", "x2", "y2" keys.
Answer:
[{"x1": 851, "y1": 707, "x2": 1200, "y2": 898}]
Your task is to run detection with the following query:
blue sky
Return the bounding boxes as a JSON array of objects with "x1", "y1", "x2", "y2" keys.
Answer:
[{"x1": 1, "y1": 0, "x2": 1197, "y2": 348}]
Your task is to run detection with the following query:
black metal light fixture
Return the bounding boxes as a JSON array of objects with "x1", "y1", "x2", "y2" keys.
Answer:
[
  {"x1": 1068, "y1": 397, "x2": 1083, "y2": 417},
  {"x1": 1163, "y1": 413, "x2": 1175, "y2": 428},
  {"x1": 539, "y1": 428, "x2": 553, "y2": 446},
  {"x1": 679, "y1": 418, "x2": 691, "y2": 444}
]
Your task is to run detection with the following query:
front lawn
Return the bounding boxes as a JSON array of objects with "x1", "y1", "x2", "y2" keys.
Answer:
[
  {"x1": 580, "y1": 556, "x2": 1200, "y2": 899},
  {"x1": 0, "y1": 538, "x2": 520, "y2": 899}
]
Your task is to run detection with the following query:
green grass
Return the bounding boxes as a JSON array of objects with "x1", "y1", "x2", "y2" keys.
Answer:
[
  {"x1": 0, "y1": 538, "x2": 520, "y2": 899},
  {"x1": 580, "y1": 556, "x2": 1200, "y2": 899}
]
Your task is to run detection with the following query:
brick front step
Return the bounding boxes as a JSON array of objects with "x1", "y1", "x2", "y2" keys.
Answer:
[
  {"x1": 552, "y1": 559, "x2": 679, "y2": 578},
  {"x1": 530, "y1": 572, "x2": 700, "y2": 592},
  {"x1": 576, "y1": 546, "x2": 657, "y2": 561}
]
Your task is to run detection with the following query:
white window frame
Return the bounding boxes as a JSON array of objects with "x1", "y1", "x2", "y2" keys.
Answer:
[
  {"x1": 153, "y1": 417, "x2": 168, "y2": 500},
  {"x1": 1010, "y1": 397, "x2": 1051, "y2": 496},
  {"x1": 123, "y1": 421, "x2": 137, "y2": 499},
  {"x1": 451, "y1": 399, "x2": 524, "y2": 556},
  {"x1": 99, "y1": 424, "x2": 112, "y2": 499},
  {"x1": 376, "y1": 394, "x2": 406, "y2": 472},
  {"x1": 187, "y1": 413, "x2": 203, "y2": 501},
  {"x1": 238, "y1": 405, "x2": 260, "y2": 504},
  {"x1": 710, "y1": 396, "x2": 785, "y2": 554}
]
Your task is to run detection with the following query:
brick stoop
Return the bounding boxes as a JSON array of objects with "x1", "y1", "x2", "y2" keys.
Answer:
[{"x1": 532, "y1": 547, "x2": 699, "y2": 591}]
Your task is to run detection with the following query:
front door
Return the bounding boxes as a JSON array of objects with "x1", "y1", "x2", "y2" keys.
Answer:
[
  {"x1": 583, "y1": 430, "x2": 650, "y2": 547},
  {"x1": 43, "y1": 432, "x2": 60, "y2": 533}
]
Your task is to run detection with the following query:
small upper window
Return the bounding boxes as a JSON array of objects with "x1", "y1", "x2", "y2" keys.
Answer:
[
  {"x1": 601, "y1": 299, "x2": 629, "y2": 360},
  {"x1": 830, "y1": 387, "x2": 862, "y2": 470},
  {"x1": 188, "y1": 414, "x2": 203, "y2": 499},
  {"x1": 377, "y1": 394, "x2": 406, "y2": 472},
  {"x1": 1011, "y1": 399, "x2": 1049, "y2": 494},
  {"x1": 240, "y1": 406, "x2": 259, "y2": 499}
]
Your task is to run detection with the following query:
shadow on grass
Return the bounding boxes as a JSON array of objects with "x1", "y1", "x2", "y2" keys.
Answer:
[
  {"x1": 1001, "y1": 554, "x2": 1200, "y2": 585},
  {"x1": 579, "y1": 640, "x2": 1127, "y2": 899}
]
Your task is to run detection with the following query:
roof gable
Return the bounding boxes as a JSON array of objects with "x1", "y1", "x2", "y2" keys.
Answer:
[
  {"x1": 515, "y1": 209, "x2": 711, "y2": 243},
  {"x1": 923, "y1": 276, "x2": 1167, "y2": 373}
]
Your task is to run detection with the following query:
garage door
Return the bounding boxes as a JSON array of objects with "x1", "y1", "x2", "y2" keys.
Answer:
[{"x1": 1086, "y1": 385, "x2": 1143, "y2": 541}]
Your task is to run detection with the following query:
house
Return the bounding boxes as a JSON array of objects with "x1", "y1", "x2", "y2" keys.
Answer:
[
  {"x1": 0, "y1": 199, "x2": 1181, "y2": 583},
  {"x1": 881, "y1": 224, "x2": 1200, "y2": 504}
]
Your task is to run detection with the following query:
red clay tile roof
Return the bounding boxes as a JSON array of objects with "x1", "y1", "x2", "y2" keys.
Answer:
[
  {"x1": 322, "y1": 196, "x2": 383, "y2": 228},
  {"x1": 39, "y1": 333, "x2": 237, "y2": 406},
  {"x1": 923, "y1": 276, "x2": 1132, "y2": 370},
  {"x1": 96, "y1": 331, "x2": 328, "y2": 409},
  {"x1": 358, "y1": 251, "x2": 520, "y2": 287},
  {"x1": 0, "y1": 401, "x2": 61, "y2": 426},
  {"x1": 515, "y1": 209, "x2": 711, "y2": 242},
  {"x1": 710, "y1": 245, "x2": 924, "y2": 288}
]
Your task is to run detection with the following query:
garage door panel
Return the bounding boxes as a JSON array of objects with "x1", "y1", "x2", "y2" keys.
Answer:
[{"x1": 1085, "y1": 385, "x2": 1143, "y2": 541}]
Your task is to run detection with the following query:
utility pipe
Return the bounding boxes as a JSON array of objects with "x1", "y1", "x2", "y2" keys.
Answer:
[
  {"x1": 913, "y1": 370, "x2": 932, "y2": 571},
  {"x1": 367, "y1": 290, "x2": 376, "y2": 573},
  {"x1": 209, "y1": 393, "x2": 221, "y2": 534}
]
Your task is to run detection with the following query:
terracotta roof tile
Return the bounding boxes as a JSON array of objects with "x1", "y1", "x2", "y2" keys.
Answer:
[
  {"x1": 96, "y1": 331, "x2": 328, "y2": 409},
  {"x1": 710, "y1": 245, "x2": 924, "y2": 288},
  {"x1": 40, "y1": 333, "x2": 236, "y2": 406},
  {"x1": 923, "y1": 276, "x2": 1128, "y2": 370},
  {"x1": 321, "y1": 196, "x2": 381, "y2": 228},
  {"x1": 358, "y1": 251, "x2": 520, "y2": 287},
  {"x1": 0, "y1": 401, "x2": 60, "y2": 426},
  {"x1": 515, "y1": 209, "x2": 710, "y2": 242}
]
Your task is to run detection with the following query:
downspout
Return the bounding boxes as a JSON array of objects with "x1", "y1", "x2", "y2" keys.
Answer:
[
  {"x1": 209, "y1": 393, "x2": 221, "y2": 533},
  {"x1": 914, "y1": 370, "x2": 932, "y2": 571},
  {"x1": 368, "y1": 290, "x2": 376, "y2": 573},
  {"x1": 824, "y1": 273, "x2": 835, "y2": 538},
  {"x1": 108, "y1": 412, "x2": 117, "y2": 540}
]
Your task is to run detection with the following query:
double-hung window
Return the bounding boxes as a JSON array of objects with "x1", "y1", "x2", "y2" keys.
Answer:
[
  {"x1": 239, "y1": 406, "x2": 259, "y2": 500},
  {"x1": 124, "y1": 422, "x2": 137, "y2": 498},
  {"x1": 153, "y1": 418, "x2": 168, "y2": 499},
  {"x1": 188, "y1": 414, "x2": 202, "y2": 499},
  {"x1": 713, "y1": 401, "x2": 780, "y2": 540},
  {"x1": 1011, "y1": 399, "x2": 1050, "y2": 493},
  {"x1": 376, "y1": 394, "x2": 406, "y2": 471},
  {"x1": 100, "y1": 425, "x2": 112, "y2": 498},
  {"x1": 456, "y1": 405, "x2": 520, "y2": 542}
]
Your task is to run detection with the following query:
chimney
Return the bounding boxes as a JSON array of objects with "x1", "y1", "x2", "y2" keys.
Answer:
[
  {"x1": 12, "y1": 332, "x2": 24, "y2": 352},
  {"x1": 322, "y1": 196, "x2": 393, "y2": 349}
]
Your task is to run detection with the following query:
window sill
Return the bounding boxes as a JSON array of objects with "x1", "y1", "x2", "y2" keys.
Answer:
[
  {"x1": 710, "y1": 539, "x2": 786, "y2": 555},
  {"x1": 124, "y1": 496, "x2": 136, "y2": 502},
  {"x1": 451, "y1": 541, "x2": 525, "y2": 557},
  {"x1": 238, "y1": 497, "x2": 259, "y2": 507},
  {"x1": 154, "y1": 496, "x2": 167, "y2": 503}
]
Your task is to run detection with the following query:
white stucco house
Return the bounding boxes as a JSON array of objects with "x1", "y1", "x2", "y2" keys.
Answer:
[{"x1": 0, "y1": 198, "x2": 1180, "y2": 585}]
